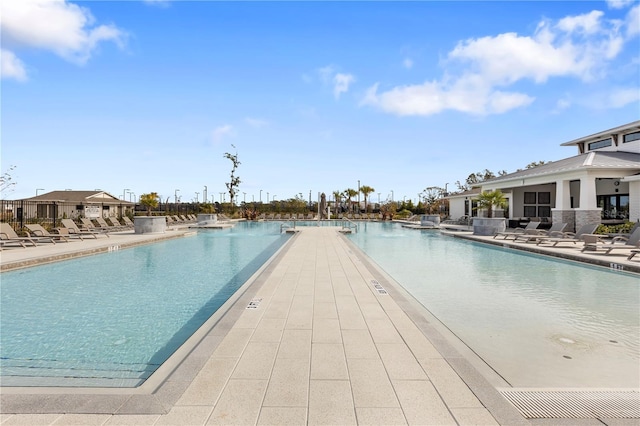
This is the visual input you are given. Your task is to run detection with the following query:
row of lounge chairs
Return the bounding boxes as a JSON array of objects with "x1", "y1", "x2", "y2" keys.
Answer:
[
  {"x1": 494, "y1": 221, "x2": 640, "y2": 260},
  {"x1": 259, "y1": 213, "x2": 384, "y2": 220},
  {"x1": 166, "y1": 215, "x2": 197, "y2": 226},
  {"x1": 0, "y1": 216, "x2": 138, "y2": 249}
]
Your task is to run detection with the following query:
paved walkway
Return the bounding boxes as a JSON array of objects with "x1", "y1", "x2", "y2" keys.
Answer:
[{"x1": 2, "y1": 225, "x2": 636, "y2": 425}]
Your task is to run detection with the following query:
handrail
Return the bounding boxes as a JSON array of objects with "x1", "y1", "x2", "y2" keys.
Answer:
[
  {"x1": 341, "y1": 218, "x2": 358, "y2": 233},
  {"x1": 280, "y1": 219, "x2": 296, "y2": 233}
]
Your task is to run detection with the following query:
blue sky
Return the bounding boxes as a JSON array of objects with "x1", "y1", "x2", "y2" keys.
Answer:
[{"x1": 2, "y1": 0, "x2": 639, "y2": 205}]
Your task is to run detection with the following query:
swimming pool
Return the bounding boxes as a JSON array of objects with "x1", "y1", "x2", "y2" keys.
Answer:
[
  {"x1": 347, "y1": 222, "x2": 640, "y2": 388},
  {"x1": 0, "y1": 222, "x2": 291, "y2": 387}
]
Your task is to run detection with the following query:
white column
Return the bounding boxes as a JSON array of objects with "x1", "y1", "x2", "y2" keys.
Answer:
[
  {"x1": 578, "y1": 176, "x2": 597, "y2": 209},
  {"x1": 555, "y1": 179, "x2": 571, "y2": 209}
]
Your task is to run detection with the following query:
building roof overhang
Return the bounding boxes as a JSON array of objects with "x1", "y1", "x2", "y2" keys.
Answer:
[
  {"x1": 480, "y1": 151, "x2": 640, "y2": 189},
  {"x1": 22, "y1": 190, "x2": 135, "y2": 205},
  {"x1": 560, "y1": 120, "x2": 640, "y2": 147}
]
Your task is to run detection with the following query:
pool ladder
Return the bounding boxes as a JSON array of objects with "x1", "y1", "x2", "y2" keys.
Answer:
[
  {"x1": 341, "y1": 218, "x2": 358, "y2": 233},
  {"x1": 280, "y1": 220, "x2": 296, "y2": 233}
]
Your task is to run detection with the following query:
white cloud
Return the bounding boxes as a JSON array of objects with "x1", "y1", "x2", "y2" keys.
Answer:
[
  {"x1": 1, "y1": 49, "x2": 28, "y2": 81},
  {"x1": 626, "y1": 4, "x2": 640, "y2": 38},
  {"x1": 606, "y1": 0, "x2": 635, "y2": 10},
  {"x1": 554, "y1": 97, "x2": 572, "y2": 113},
  {"x1": 318, "y1": 66, "x2": 335, "y2": 84},
  {"x1": 403, "y1": 58, "x2": 414, "y2": 69},
  {"x1": 556, "y1": 10, "x2": 605, "y2": 35},
  {"x1": 362, "y1": 9, "x2": 632, "y2": 116},
  {"x1": 1, "y1": 0, "x2": 126, "y2": 73},
  {"x1": 333, "y1": 73, "x2": 355, "y2": 99},
  {"x1": 245, "y1": 117, "x2": 269, "y2": 128},
  {"x1": 143, "y1": 0, "x2": 171, "y2": 7},
  {"x1": 604, "y1": 87, "x2": 640, "y2": 108},
  {"x1": 211, "y1": 125, "x2": 234, "y2": 144},
  {"x1": 315, "y1": 65, "x2": 355, "y2": 100}
]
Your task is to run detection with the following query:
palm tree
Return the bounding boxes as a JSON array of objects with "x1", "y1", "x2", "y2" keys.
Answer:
[
  {"x1": 475, "y1": 190, "x2": 507, "y2": 218},
  {"x1": 360, "y1": 185, "x2": 375, "y2": 212},
  {"x1": 139, "y1": 192, "x2": 159, "y2": 216},
  {"x1": 332, "y1": 190, "x2": 342, "y2": 213},
  {"x1": 343, "y1": 188, "x2": 358, "y2": 213}
]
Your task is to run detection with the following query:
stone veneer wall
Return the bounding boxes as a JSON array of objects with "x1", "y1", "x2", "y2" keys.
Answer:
[
  {"x1": 134, "y1": 216, "x2": 167, "y2": 234},
  {"x1": 552, "y1": 210, "x2": 576, "y2": 232},
  {"x1": 575, "y1": 210, "x2": 601, "y2": 232}
]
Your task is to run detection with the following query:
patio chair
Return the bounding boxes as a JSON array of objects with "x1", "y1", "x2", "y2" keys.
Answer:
[
  {"x1": 102, "y1": 216, "x2": 128, "y2": 231},
  {"x1": 628, "y1": 250, "x2": 639, "y2": 261},
  {"x1": 55, "y1": 226, "x2": 84, "y2": 240},
  {"x1": 536, "y1": 223, "x2": 599, "y2": 247},
  {"x1": 25, "y1": 224, "x2": 70, "y2": 243},
  {"x1": 581, "y1": 228, "x2": 640, "y2": 255},
  {"x1": 120, "y1": 216, "x2": 135, "y2": 228},
  {"x1": 494, "y1": 221, "x2": 541, "y2": 240},
  {"x1": 0, "y1": 223, "x2": 46, "y2": 246},
  {"x1": 513, "y1": 222, "x2": 568, "y2": 243},
  {"x1": 80, "y1": 217, "x2": 113, "y2": 235},
  {"x1": 61, "y1": 219, "x2": 101, "y2": 239}
]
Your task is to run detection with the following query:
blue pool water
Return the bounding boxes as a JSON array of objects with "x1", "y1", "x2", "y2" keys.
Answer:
[
  {"x1": 347, "y1": 222, "x2": 640, "y2": 388},
  {"x1": 0, "y1": 222, "x2": 290, "y2": 387},
  {"x1": 2, "y1": 221, "x2": 638, "y2": 389}
]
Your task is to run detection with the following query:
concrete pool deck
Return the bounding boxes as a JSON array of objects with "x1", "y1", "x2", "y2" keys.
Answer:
[{"x1": 1, "y1": 225, "x2": 638, "y2": 425}]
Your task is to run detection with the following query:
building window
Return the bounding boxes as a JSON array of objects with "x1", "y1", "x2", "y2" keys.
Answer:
[
  {"x1": 524, "y1": 192, "x2": 536, "y2": 204},
  {"x1": 524, "y1": 206, "x2": 537, "y2": 217},
  {"x1": 538, "y1": 192, "x2": 551, "y2": 204},
  {"x1": 623, "y1": 131, "x2": 640, "y2": 143},
  {"x1": 588, "y1": 138, "x2": 612, "y2": 150},
  {"x1": 597, "y1": 194, "x2": 629, "y2": 220},
  {"x1": 538, "y1": 206, "x2": 551, "y2": 217}
]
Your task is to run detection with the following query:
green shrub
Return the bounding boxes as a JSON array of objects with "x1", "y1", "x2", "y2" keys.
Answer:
[{"x1": 595, "y1": 222, "x2": 634, "y2": 234}]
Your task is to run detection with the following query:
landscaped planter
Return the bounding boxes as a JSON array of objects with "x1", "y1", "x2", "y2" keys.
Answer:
[
  {"x1": 473, "y1": 217, "x2": 506, "y2": 236},
  {"x1": 134, "y1": 216, "x2": 167, "y2": 234}
]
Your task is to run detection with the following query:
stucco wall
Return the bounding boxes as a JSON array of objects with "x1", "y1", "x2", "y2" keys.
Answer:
[{"x1": 629, "y1": 180, "x2": 640, "y2": 222}]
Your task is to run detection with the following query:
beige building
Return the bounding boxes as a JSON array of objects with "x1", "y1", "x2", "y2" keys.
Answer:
[{"x1": 19, "y1": 190, "x2": 135, "y2": 221}]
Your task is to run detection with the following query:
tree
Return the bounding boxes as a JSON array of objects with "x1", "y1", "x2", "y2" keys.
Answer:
[
  {"x1": 379, "y1": 201, "x2": 397, "y2": 221},
  {"x1": 475, "y1": 190, "x2": 508, "y2": 218},
  {"x1": 139, "y1": 192, "x2": 159, "y2": 215},
  {"x1": 516, "y1": 160, "x2": 548, "y2": 171},
  {"x1": 343, "y1": 188, "x2": 358, "y2": 213},
  {"x1": 224, "y1": 145, "x2": 241, "y2": 210},
  {"x1": 360, "y1": 185, "x2": 375, "y2": 212},
  {"x1": 454, "y1": 169, "x2": 506, "y2": 192},
  {"x1": 332, "y1": 190, "x2": 342, "y2": 213},
  {"x1": 1, "y1": 165, "x2": 16, "y2": 197},
  {"x1": 421, "y1": 187, "x2": 444, "y2": 214}
]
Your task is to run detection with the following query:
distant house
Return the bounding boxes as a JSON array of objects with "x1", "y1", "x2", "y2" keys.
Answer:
[
  {"x1": 449, "y1": 121, "x2": 640, "y2": 231},
  {"x1": 18, "y1": 190, "x2": 135, "y2": 221},
  {"x1": 446, "y1": 188, "x2": 481, "y2": 220}
]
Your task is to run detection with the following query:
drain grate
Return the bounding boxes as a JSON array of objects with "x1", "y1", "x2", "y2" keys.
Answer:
[
  {"x1": 499, "y1": 388, "x2": 640, "y2": 419},
  {"x1": 370, "y1": 280, "x2": 388, "y2": 295},
  {"x1": 246, "y1": 298, "x2": 262, "y2": 309}
]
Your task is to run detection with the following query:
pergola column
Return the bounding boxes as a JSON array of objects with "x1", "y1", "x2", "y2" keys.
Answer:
[{"x1": 552, "y1": 179, "x2": 575, "y2": 231}]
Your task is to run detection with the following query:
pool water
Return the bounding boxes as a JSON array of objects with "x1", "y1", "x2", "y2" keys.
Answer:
[
  {"x1": 347, "y1": 222, "x2": 640, "y2": 388},
  {"x1": 0, "y1": 222, "x2": 290, "y2": 387}
]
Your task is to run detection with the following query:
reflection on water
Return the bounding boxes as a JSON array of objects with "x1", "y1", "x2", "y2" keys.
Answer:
[{"x1": 349, "y1": 223, "x2": 639, "y2": 387}]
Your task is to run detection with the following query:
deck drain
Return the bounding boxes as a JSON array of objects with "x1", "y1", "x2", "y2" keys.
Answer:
[
  {"x1": 246, "y1": 298, "x2": 262, "y2": 309},
  {"x1": 499, "y1": 388, "x2": 640, "y2": 419},
  {"x1": 371, "y1": 280, "x2": 388, "y2": 295}
]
